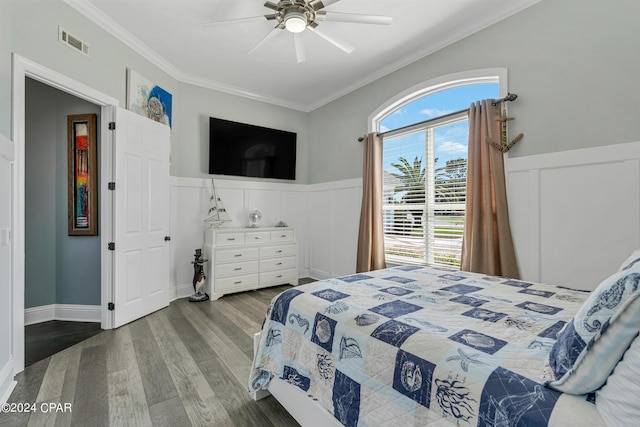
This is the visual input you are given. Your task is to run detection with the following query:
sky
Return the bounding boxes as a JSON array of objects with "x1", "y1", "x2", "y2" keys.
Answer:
[
  {"x1": 380, "y1": 83, "x2": 499, "y2": 133},
  {"x1": 381, "y1": 83, "x2": 499, "y2": 176}
]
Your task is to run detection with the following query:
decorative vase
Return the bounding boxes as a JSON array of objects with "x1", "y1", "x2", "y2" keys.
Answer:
[{"x1": 248, "y1": 209, "x2": 263, "y2": 228}]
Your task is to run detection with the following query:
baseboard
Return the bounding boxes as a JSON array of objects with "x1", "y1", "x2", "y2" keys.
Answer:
[
  {"x1": 0, "y1": 359, "x2": 17, "y2": 405},
  {"x1": 24, "y1": 304, "x2": 101, "y2": 325}
]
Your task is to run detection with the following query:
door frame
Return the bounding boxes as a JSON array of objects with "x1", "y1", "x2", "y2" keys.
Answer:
[{"x1": 11, "y1": 54, "x2": 118, "y2": 373}]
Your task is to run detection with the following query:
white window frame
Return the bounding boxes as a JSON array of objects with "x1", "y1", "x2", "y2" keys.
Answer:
[
  {"x1": 369, "y1": 68, "x2": 508, "y2": 267},
  {"x1": 382, "y1": 111, "x2": 469, "y2": 267}
]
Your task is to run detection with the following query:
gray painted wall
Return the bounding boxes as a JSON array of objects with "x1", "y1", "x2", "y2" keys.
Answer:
[
  {"x1": 6, "y1": 0, "x2": 639, "y2": 186},
  {"x1": 173, "y1": 82, "x2": 310, "y2": 183},
  {"x1": 4, "y1": 0, "x2": 310, "y2": 183},
  {"x1": 25, "y1": 78, "x2": 101, "y2": 308},
  {"x1": 0, "y1": 0, "x2": 12, "y2": 139},
  {"x1": 307, "y1": 0, "x2": 640, "y2": 183}
]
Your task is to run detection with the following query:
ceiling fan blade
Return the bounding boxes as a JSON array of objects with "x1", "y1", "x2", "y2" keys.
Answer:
[
  {"x1": 264, "y1": 1, "x2": 279, "y2": 11},
  {"x1": 317, "y1": 12, "x2": 393, "y2": 25},
  {"x1": 293, "y1": 33, "x2": 306, "y2": 63},
  {"x1": 310, "y1": 0, "x2": 342, "y2": 11},
  {"x1": 200, "y1": 16, "x2": 265, "y2": 27},
  {"x1": 248, "y1": 26, "x2": 282, "y2": 55},
  {"x1": 307, "y1": 26, "x2": 354, "y2": 54}
]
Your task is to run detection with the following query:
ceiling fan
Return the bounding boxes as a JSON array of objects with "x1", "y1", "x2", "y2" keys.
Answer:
[{"x1": 201, "y1": 0, "x2": 393, "y2": 63}]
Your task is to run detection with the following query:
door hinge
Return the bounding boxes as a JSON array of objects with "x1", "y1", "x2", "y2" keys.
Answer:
[
  {"x1": 108, "y1": 242, "x2": 115, "y2": 250},
  {"x1": 108, "y1": 182, "x2": 116, "y2": 190},
  {"x1": 108, "y1": 302, "x2": 115, "y2": 311},
  {"x1": 108, "y1": 122, "x2": 116, "y2": 130}
]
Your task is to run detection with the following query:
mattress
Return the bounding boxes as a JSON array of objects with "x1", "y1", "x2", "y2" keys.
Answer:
[{"x1": 249, "y1": 265, "x2": 604, "y2": 426}]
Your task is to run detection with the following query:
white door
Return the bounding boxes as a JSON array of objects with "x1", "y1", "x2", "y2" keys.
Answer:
[{"x1": 113, "y1": 107, "x2": 170, "y2": 328}]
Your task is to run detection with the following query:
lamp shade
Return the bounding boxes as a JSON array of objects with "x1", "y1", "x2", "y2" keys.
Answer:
[{"x1": 284, "y1": 12, "x2": 307, "y2": 33}]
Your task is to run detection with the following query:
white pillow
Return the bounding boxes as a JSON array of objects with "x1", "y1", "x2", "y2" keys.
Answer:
[{"x1": 596, "y1": 333, "x2": 640, "y2": 427}]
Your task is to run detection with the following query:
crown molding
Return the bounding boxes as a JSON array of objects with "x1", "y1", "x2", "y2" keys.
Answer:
[
  {"x1": 63, "y1": 0, "x2": 308, "y2": 110},
  {"x1": 63, "y1": 0, "x2": 181, "y2": 79},
  {"x1": 305, "y1": 0, "x2": 543, "y2": 111},
  {"x1": 64, "y1": 0, "x2": 542, "y2": 113},
  {"x1": 178, "y1": 73, "x2": 309, "y2": 112}
]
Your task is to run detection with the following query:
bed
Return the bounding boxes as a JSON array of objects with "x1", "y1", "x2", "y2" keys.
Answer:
[{"x1": 250, "y1": 260, "x2": 640, "y2": 426}]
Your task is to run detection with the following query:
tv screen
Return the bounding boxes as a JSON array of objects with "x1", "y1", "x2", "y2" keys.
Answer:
[{"x1": 208, "y1": 117, "x2": 297, "y2": 180}]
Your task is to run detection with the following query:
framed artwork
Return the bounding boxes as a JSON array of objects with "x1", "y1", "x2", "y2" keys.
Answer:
[
  {"x1": 126, "y1": 68, "x2": 173, "y2": 127},
  {"x1": 67, "y1": 114, "x2": 98, "y2": 236}
]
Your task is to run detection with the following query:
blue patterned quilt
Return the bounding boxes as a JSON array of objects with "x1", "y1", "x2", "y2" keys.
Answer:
[{"x1": 249, "y1": 266, "x2": 596, "y2": 426}]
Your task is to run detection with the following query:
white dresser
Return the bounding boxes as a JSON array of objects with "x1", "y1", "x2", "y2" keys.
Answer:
[{"x1": 203, "y1": 227, "x2": 298, "y2": 300}]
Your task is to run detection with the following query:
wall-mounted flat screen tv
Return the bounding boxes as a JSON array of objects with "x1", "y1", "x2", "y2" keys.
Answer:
[{"x1": 208, "y1": 117, "x2": 296, "y2": 180}]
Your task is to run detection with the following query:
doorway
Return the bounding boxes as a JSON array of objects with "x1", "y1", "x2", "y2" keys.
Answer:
[
  {"x1": 23, "y1": 78, "x2": 103, "y2": 365},
  {"x1": 12, "y1": 54, "x2": 119, "y2": 375},
  {"x1": 12, "y1": 55, "x2": 170, "y2": 378}
]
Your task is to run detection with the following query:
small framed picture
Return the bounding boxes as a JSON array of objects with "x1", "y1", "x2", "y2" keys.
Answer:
[{"x1": 67, "y1": 113, "x2": 98, "y2": 236}]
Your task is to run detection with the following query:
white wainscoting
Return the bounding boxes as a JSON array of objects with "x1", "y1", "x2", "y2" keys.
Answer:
[
  {"x1": 169, "y1": 177, "x2": 363, "y2": 296},
  {"x1": 307, "y1": 178, "x2": 362, "y2": 280},
  {"x1": 0, "y1": 132, "x2": 16, "y2": 404},
  {"x1": 507, "y1": 141, "x2": 640, "y2": 291},
  {"x1": 171, "y1": 177, "x2": 311, "y2": 297}
]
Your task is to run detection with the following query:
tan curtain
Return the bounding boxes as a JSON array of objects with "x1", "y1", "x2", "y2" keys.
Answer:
[
  {"x1": 461, "y1": 100, "x2": 519, "y2": 278},
  {"x1": 356, "y1": 132, "x2": 386, "y2": 272}
]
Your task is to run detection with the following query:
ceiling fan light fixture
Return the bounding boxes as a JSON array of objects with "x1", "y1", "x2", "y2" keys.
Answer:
[{"x1": 284, "y1": 12, "x2": 307, "y2": 33}]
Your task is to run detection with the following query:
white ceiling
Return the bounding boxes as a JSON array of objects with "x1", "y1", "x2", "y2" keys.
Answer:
[{"x1": 66, "y1": 0, "x2": 540, "y2": 112}]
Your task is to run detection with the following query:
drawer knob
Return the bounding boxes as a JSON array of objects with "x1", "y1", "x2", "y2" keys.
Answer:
[
  {"x1": 234, "y1": 267, "x2": 242, "y2": 271},
  {"x1": 227, "y1": 238, "x2": 235, "y2": 241},
  {"x1": 276, "y1": 250, "x2": 283, "y2": 253},
  {"x1": 234, "y1": 281, "x2": 242, "y2": 284},
  {"x1": 280, "y1": 235, "x2": 286, "y2": 238},
  {"x1": 234, "y1": 254, "x2": 242, "y2": 257},
  {"x1": 276, "y1": 262, "x2": 282, "y2": 266},
  {"x1": 276, "y1": 275, "x2": 283, "y2": 278}
]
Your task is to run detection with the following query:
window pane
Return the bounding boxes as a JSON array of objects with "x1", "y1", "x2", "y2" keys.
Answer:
[
  {"x1": 383, "y1": 131, "x2": 426, "y2": 264},
  {"x1": 380, "y1": 83, "x2": 499, "y2": 133},
  {"x1": 380, "y1": 82, "x2": 498, "y2": 269},
  {"x1": 427, "y1": 117, "x2": 468, "y2": 268}
]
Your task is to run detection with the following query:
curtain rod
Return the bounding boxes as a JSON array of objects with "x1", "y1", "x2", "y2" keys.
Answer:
[
  {"x1": 358, "y1": 93, "x2": 518, "y2": 142},
  {"x1": 491, "y1": 92, "x2": 518, "y2": 106}
]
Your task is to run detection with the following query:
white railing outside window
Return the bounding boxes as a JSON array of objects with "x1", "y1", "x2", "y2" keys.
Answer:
[{"x1": 382, "y1": 112, "x2": 468, "y2": 268}]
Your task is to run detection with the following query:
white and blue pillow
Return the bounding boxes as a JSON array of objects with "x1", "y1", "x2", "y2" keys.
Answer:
[{"x1": 543, "y1": 252, "x2": 640, "y2": 394}]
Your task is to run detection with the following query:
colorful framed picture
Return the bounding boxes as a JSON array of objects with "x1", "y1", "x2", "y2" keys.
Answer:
[
  {"x1": 67, "y1": 114, "x2": 98, "y2": 236},
  {"x1": 126, "y1": 68, "x2": 172, "y2": 127}
]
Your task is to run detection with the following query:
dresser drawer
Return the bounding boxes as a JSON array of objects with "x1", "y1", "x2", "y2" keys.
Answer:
[
  {"x1": 260, "y1": 268, "x2": 298, "y2": 285},
  {"x1": 215, "y1": 247, "x2": 258, "y2": 264},
  {"x1": 245, "y1": 230, "x2": 270, "y2": 244},
  {"x1": 260, "y1": 244, "x2": 297, "y2": 259},
  {"x1": 260, "y1": 256, "x2": 297, "y2": 272},
  {"x1": 214, "y1": 260, "x2": 259, "y2": 278},
  {"x1": 270, "y1": 229, "x2": 294, "y2": 243},
  {"x1": 215, "y1": 232, "x2": 245, "y2": 246},
  {"x1": 215, "y1": 273, "x2": 259, "y2": 292},
  {"x1": 206, "y1": 227, "x2": 297, "y2": 300}
]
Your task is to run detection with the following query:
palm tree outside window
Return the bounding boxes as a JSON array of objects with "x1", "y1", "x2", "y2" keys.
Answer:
[{"x1": 380, "y1": 83, "x2": 498, "y2": 268}]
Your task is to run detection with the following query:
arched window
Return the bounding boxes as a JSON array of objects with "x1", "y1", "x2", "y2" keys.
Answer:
[{"x1": 371, "y1": 70, "x2": 504, "y2": 267}]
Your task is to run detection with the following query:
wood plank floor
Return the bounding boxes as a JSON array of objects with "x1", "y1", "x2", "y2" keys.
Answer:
[
  {"x1": 0, "y1": 285, "x2": 303, "y2": 427},
  {"x1": 25, "y1": 321, "x2": 103, "y2": 367}
]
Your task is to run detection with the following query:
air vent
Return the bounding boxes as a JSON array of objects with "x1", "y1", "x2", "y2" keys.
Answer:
[{"x1": 58, "y1": 26, "x2": 90, "y2": 57}]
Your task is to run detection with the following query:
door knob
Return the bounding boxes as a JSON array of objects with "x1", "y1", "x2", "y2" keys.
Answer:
[{"x1": 164, "y1": 236, "x2": 171, "y2": 241}]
